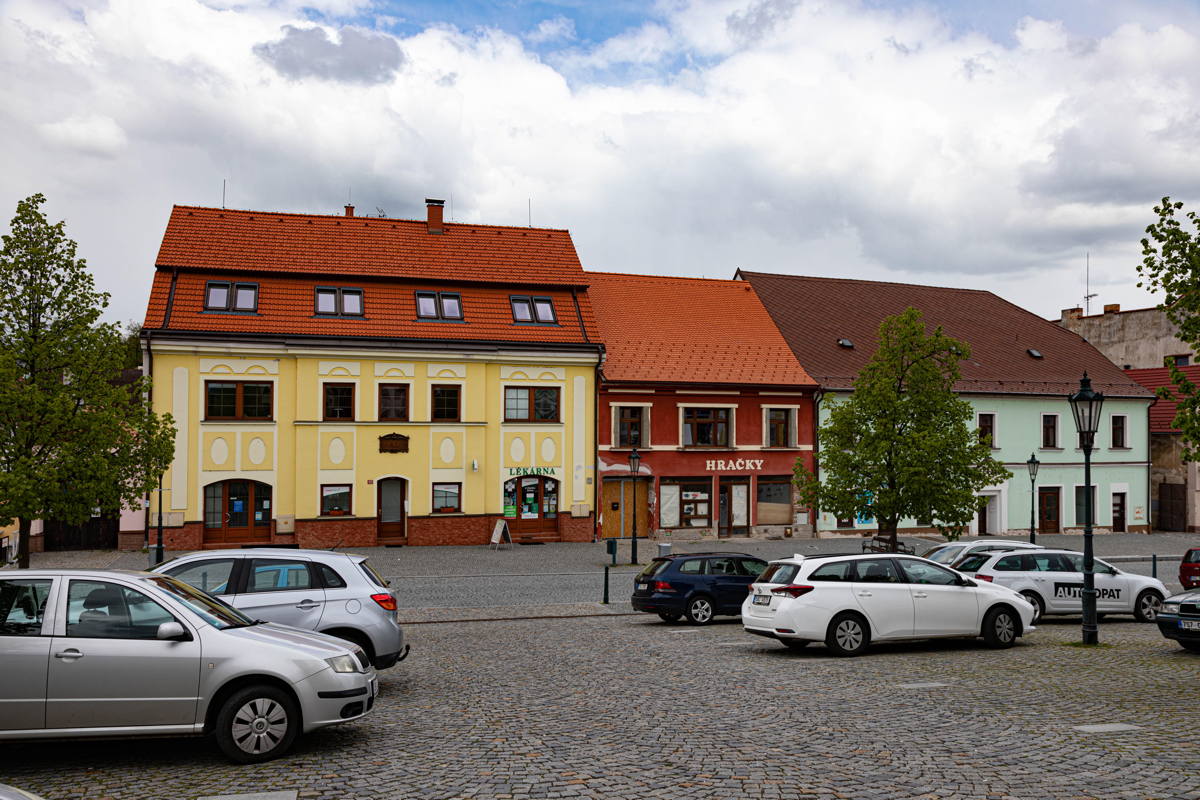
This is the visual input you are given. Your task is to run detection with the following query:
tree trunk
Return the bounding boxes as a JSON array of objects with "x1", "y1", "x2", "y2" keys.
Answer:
[
  {"x1": 877, "y1": 518, "x2": 900, "y2": 552},
  {"x1": 17, "y1": 516, "x2": 31, "y2": 569}
]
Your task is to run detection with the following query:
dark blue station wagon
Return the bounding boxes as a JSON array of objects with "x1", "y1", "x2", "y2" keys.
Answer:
[{"x1": 631, "y1": 552, "x2": 768, "y2": 624}]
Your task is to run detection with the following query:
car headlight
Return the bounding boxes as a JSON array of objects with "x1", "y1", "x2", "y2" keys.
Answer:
[
  {"x1": 1161, "y1": 602, "x2": 1180, "y2": 615},
  {"x1": 326, "y1": 654, "x2": 360, "y2": 673}
]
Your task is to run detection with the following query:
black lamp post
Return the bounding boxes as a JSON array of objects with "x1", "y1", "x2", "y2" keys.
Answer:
[
  {"x1": 150, "y1": 475, "x2": 165, "y2": 568},
  {"x1": 1068, "y1": 373, "x2": 1104, "y2": 645},
  {"x1": 1026, "y1": 453, "x2": 1040, "y2": 545},
  {"x1": 628, "y1": 448, "x2": 641, "y2": 565}
]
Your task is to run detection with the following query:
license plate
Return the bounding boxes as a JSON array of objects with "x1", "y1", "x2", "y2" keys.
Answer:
[
  {"x1": 637, "y1": 583, "x2": 648, "y2": 591},
  {"x1": 752, "y1": 595, "x2": 771, "y2": 606},
  {"x1": 370, "y1": 678, "x2": 379, "y2": 697},
  {"x1": 1181, "y1": 620, "x2": 1200, "y2": 631}
]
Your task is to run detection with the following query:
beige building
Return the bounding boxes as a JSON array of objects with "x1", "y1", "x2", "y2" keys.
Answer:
[{"x1": 1057, "y1": 305, "x2": 1194, "y2": 370}]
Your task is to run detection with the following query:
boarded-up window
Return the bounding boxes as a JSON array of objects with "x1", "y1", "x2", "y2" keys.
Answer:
[{"x1": 756, "y1": 476, "x2": 792, "y2": 524}]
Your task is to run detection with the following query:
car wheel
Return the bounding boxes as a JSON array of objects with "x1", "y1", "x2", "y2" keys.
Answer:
[
  {"x1": 825, "y1": 612, "x2": 870, "y2": 657},
  {"x1": 982, "y1": 606, "x2": 1018, "y2": 648},
  {"x1": 657, "y1": 612, "x2": 682, "y2": 623},
  {"x1": 684, "y1": 595, "x2": 715, "y2": 625},
  {"x1": 1019, "y1": 591, "x2": 1044, "y2": 624},
  {"x1": 1134, "y1": 590, "x2": 1163, "y2": 623},
  {"x1": 1181, "y1": 641, "x2": 1200, "y2": 653},
  {"x1": 782, "y1": 639, "x2": 810, "y2": 651},
  {"x1": 214, "y1": 684, "x2": 300, "y2": 764}
]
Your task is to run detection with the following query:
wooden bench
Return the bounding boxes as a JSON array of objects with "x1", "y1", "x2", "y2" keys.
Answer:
[{"x1": 861, "y1": 535, "x2": 915, "y2": 555}]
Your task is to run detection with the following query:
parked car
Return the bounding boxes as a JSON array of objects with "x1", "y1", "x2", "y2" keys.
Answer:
[
  {"x1": 0, "y1": 784, "x2": 47, "y2": 800},
  {"x1": 1180, "y1": 547, "x2": 1200, "y2": 590},
  {"x1": 953, "y1": 548, "x2": 1167, "y2": 624},
  {"x1": 1155, "y1": 589, "x2": 1200, "y2": 652},
  {"x1": 632, "y1": 552, "x2": 767, "y2": 624},
  {"x1": 920, "y1": 539, "x2": 1043, "y2": 567},
  {"x1": 155, "y1": 548, "x2": 407, "y2": 669},
  {"x1": 0, "y1": 569, "x2": 377, "y2": 763},
  {"x1": 742, "y1": 553, "x2": 1035, "y2": 656}
]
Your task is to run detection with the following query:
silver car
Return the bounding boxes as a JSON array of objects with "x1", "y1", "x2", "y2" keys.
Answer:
[
  {"x1": 0, "y1": 569, "x2": 377, "y2": 763},
  {"x1": 157, "y1": 548, "x2": 408, "y2": 669}
]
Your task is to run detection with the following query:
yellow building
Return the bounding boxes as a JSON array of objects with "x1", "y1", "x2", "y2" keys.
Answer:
[{"x1": 142, "y1": 200, "x2": 602, "y2": 547}]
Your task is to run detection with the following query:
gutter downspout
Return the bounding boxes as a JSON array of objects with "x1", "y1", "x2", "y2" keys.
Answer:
[
  {"x1": 572, "y1": 286, "x2": 603, "y2": 541},
  {"x1": 811, "y1": 386, "x2": 825, "y2": 537},
  {"x1": 142, "y1": 333, "x2": 154, "y2": 549},
  {"x1": 1146, "y1": 393, "x2": 1156, "y2": 532}
]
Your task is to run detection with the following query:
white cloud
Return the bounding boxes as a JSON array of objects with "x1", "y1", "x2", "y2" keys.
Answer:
[
  {"x1": 525, "y1": 16, "x2": 576, "y2": 45},
  {"x1": 1, "y1": 0, "x2": 1198, "y2": 327}
]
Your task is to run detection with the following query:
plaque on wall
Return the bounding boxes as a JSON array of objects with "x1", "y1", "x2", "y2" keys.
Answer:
[{"x1": 379, "y1": 433, "x2": 410, "y2": 453}]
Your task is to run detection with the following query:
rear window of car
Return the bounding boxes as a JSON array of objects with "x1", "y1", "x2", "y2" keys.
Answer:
[
  {"x1": 637, "y1": 559, "x2": 671, "y2": 579},
  {"x1": 1186, "y1": 549, "x2": 1200, "y2": 564},
  {"x1": 758, "y1": 563, "x2": 800, "y2": 584},
  {"x1": 357, "y1": 559, "x2": 389, "y2": 588},
  {"x1": 956, "y1": 554, "x2": 990, "y2": 572},
  {"x1": 926, "y1": 546, "x2": 964, "y2": 565}
]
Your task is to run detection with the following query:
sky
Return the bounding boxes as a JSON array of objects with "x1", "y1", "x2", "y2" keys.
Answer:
[{"x1": 2, "y1": 0, "x2": 1200, "y2": 328}]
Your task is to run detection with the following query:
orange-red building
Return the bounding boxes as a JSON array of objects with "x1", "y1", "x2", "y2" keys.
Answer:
[{"x1": 588, "y1": 273, "x2": 818, "y2": 540}]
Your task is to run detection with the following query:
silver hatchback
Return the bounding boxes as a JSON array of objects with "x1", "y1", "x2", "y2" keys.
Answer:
[
  {"x1": 156, "y1": 549, "x2": 408, "y2": 669},
  {"x1": 0, "y1": 569, "x2": 377, "y2": 763}
]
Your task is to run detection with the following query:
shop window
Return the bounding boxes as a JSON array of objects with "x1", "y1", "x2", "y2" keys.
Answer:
[
  {"x1": 504, "y1": 387, "x2": 559, "y2": 422},
  {"x1": 205, "y1": 281, "x2": 258, "y2": 312},
  {"x1": 1111, "y1": 415, "x2": 1127, "y2": 449},
  {"x1": 323, "y1": 383, "x2": 355, "y2": 420},
  {"x1": 379, "y1": 384, "x2": 409, "y2": 422},
  {"x1": 682, "y1": 408, "x2": 730, "y2": 447},
  {"x1": 320, "y1": 484, "x2": 352, "y2": 516},
  {"x1": 415, "y1": 291, "x2": 463, "y2": 321},
  {"x1": 431, "y1": 385, "x2": 461, "y2": 422},
  {"x1": 756, "y1": 476, "x2": 792, "y2": 524},
  {"x1": 977, "y1": 413, "x2": 996, "y2": 447},
  {"x1": 1041, "y1": 414, "x2": 1058, "y2": 448},
  {"x1": 660, "y1": 478, "x2": 711, "y2": 528},
  {"x1": 617, "y1": 406, "x2": 644, "y2": 447},
  {"x1": 205, "y1": 381, "x2": 273, "y2": 420},
  {"x1": 315, "y1": 287, "x2": 364, "y2": 317},
  {"x1": 767, "y1": 409, "x2": 791, "y2": 447},
  {"x1": 432, "y1": 483, "x2": 462, "y2": 513}
]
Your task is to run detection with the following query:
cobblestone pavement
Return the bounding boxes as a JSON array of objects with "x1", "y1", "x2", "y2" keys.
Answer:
[{"x1": 3, "y1": 614, "x2": 1198, "y2": 800}]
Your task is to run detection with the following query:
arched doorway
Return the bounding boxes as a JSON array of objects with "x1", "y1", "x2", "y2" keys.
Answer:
[
  {"x1": 203, "y1": 480, "x2": 272, "y2": 545},
  {"x1": 504, "y1": 476, "x2": 559, "y2": 536},
  {"x1": 377, "y1": 477, "x2": 407, "y2": 545}
]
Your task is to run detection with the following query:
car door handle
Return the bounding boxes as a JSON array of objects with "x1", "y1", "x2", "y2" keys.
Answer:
[
  {"x1": 912, "y1": 592, "x2": 928, "y2": 599},
  {"x1": 856, "y1": 591, "x2": 873, "y2": 597},
  {"x1": 54, "y1": 649, "x2": 83, "y2": 660},
  {"x1": 295, "y1": 600, "x2": 321, "y2": 610}
]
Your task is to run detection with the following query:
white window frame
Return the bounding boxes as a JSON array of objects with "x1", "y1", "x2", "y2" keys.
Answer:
[
  {"x1": 1109, "y1": 413, "x2": 1129, "y2": 450},
  {"x1": 1040, "y1": 412, "x2": 1060, "y2": 450},
  {"x1": 975, "y1": 410, "x2": 999, "y2": 449}
]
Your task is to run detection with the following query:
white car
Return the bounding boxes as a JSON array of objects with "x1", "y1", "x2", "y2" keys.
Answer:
[
  {"x1": 742, "y1": 553, "x2": 1037, "y2": 657},
  {"x1": 921, "y1": 539, "x2": 1043, "y2": 567},
  {"x1": 953, "y1": 549, "x2": 1167, "y2": 624}
]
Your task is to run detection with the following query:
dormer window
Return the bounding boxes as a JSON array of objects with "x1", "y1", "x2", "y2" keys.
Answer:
[
  {"x1": 416, "y1": 291, "x2": 463, "y2": 321},
  {"x1": 511, "y1": 296, "x2": 557, "y2": 324},
  {"x1": 206, "y1": 281, "x2": 258, "y2": 312},
  {"x1": 315, "y1": 287, "x2": 364, "y2": 317}
]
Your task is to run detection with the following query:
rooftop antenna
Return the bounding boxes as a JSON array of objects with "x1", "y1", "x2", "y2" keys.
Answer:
[
  {"x1": 1083, "y1": 251, "x2": 1097, "y2": 314},
  {"x1": 450, "y1": 194, "x2": 454, "y2": 223},
  {"x1": 221, "y1": 179, "x2": 226, "y2": 209},
  {"x1": 528, "y1": 198, "x2": 532, "y2": 227}
]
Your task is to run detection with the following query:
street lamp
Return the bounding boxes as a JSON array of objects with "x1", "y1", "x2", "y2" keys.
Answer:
[
  {"x1": 150, "y1": 474, "x2": 165, "y2": 568},
  {"x1": 1068, "y1": 372, "x2": 1104, "y2": 645},
  {"x1": 628, "y1": 448, "x2": 641, "y2": 565},
  {"x1": 1026, "y1": 453, "x2": 1040, "y2": 545}
]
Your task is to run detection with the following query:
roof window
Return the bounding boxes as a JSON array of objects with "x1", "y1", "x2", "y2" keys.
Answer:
[
  {"x1": 415, "y1": 291, "x2": 463, "y2": 321},
  {"x1": 205, "y1": 281, "x2": 258, "y2": 313},
  {"x1": 511, "y1": 296, "x2": 557, "y2": 324},
  {"x1": 315, "y1": 287, "x2": 364, "y2": 317},
  {"x1": 1027, "y1": 348, "x2": 1043, "y2": 359},
  {"x1": 837, "y1": 338, "x2": 854, "y2": 348}
]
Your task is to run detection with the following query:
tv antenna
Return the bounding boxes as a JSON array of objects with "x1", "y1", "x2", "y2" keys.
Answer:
[{"x1": 1083, "y1": 251, "x2": 1097, "y2": 314}]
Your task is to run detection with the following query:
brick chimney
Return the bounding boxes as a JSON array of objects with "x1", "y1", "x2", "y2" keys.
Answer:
[
  {"x1": 1104, "y1": 303, "x2": 1120, "y2": 314},
  {"x1": 1061, "y1": 307, "x2": 1083, "y2": 321},
  {"x1": 426, "y1": 198, "x2": 444, "y2": 234},
  {"x1": 344, "y1": 204, "x2": 355, "y2": 217}
]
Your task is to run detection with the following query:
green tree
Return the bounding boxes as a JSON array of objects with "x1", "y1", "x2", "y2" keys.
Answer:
[
  {"x1": 1137, "y1": 197, "x2": 1200, "y2": 459},
  {"x1": 795, "y1": 307, "x2": 1011, "y2": 548},
  {"x1": 0, "y1": 194, "x2": 175, "y2": 567}
]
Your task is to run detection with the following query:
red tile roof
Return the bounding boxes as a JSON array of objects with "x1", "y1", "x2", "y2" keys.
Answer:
[
  {"x1": 1127, "y1": 366, "x2": 1200, "y2": 432},
  {"x1": 740, "y1": 271, "x2": 1152, "y2": 398},
  {"x1": 155, "y1": 205, "x2": 589, "y2": 286},
  {"x1": 587, "y1": 272, "x2": 815, "y2": 387},
  {"x1": 143, "y1": 206, "x2": 600, "y2": 346}
]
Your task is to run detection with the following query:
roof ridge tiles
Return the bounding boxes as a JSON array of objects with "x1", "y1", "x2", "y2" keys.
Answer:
[
  {"x1": 171, "y1": 204, "x2": 571, "y2": 234},
  {"x1": 736, "y1": 269, "x2": 993, "y2": 295}
]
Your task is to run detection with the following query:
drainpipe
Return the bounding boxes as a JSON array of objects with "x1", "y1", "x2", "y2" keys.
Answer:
[
  {"x1": 142, "y1": 333, "x2": 154, "y2": 550},
  {"x1": 810, "y1": 386, "x2": 825, "y2": 536},
  {"x1": 593, "y1": 356, "x2": 603, "y2": 542},
  {"x1": 1146, "y1": 393, "x2": 1156, "y2": 532}
]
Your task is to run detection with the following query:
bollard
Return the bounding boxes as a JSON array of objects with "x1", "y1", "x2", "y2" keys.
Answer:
[
  {"x1": 602, "y1": 565, "x2": 610, "y2": 605},
  {"x1": 1152, "y1": 553, "x2": 1157, "y2": 578}
]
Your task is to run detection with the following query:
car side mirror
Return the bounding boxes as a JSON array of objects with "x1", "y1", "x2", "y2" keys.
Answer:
[
  {"x1": 157, "y1": 621, "x2": 189, "y2": 641},
  {"x1": 959, "y1": 578, "x2": 976, "y2": 587}
]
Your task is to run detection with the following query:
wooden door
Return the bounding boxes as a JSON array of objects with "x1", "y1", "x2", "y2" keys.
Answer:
[
  {"x1": 1158, "y1": 483, "x2": 1185, "y2": 531},
  {"x1": 204, "y1": 481, "x2": 271, "y2": 545},
  {"x1": 377, "y1": 478, "x2": 407, "y2": 544},
  {"x1": 1111, "y1": 492, "x2": 1126, "y2": 533},
  {"x1": 977, "y1": 504, "x2": 990, "y2": 535},
  {"x1": 718, "y1": 478, "x2": 749, "y2": 538},
  {"x1": 1038, "y1": 487, "x2": 1060, "y2": 534},
  {"x1": 600, "y1": 478, "x2": 650, "y2": 538}
]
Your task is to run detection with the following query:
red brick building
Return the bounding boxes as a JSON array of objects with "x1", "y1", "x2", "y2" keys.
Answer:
[{"x1": 588, "y1": 273, "x2": 818, "y2": 540}]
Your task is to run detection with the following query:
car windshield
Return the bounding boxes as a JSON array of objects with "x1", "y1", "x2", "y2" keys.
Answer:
[
  {"x1": 145, "y1": 575, "x2": 254, "y2": 630},
  {"x1": 926, "y1": 546, "x2": 965, "y2": 565}
]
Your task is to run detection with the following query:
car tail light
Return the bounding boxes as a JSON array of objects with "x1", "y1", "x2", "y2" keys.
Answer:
[
  {"x1": 371, "y1": 593, "x2": 398, "y2": 611},
  {"x1": 652, "y1": 580, "x2": 675, "y2": 593},
  {"x1": 974, "y1": 574, "x2": 993, "y2": 582},
  {"x1": 771, "y1": 585, "x2": 814, "y2": 598}
]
